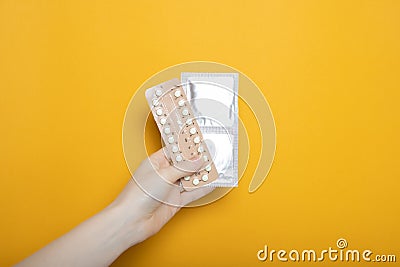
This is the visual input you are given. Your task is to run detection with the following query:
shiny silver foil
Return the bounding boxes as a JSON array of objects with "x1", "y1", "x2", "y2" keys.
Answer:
[{"x1": 181, "y1": 73, "x2": 238, "y2": 187}]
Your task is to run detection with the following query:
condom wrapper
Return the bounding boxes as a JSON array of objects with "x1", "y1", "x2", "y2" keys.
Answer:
[{"x1": 181, "y1": 72, "x2": 239, "y2": 187}]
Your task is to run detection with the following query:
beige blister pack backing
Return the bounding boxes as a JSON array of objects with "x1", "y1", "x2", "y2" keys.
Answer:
[{"x1": 145, "y1": 78, "x2": 218, "y2": 191}]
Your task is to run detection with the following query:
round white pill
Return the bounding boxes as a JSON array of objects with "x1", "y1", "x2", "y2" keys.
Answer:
[
  {"x1": 193, "y1": 136, "x2": 201, "y2": 144},
  {"x1": 197, "y1": 146, "x2": 204, "y2": 153},
  {"x1": 189, "y1": 127, "x2": 197, "y2": 135},
  {"x1": 156, "y1": 108, "x2": 163, "y2": 116},
  {"x1": 201, "y1": 174, "x2": 208, "y2": 182},
  {"x1": 182, "y1": 109, "x2": 189, "y2": 116},
  {"x1": 168, "y1": 136, "x2": 174, "y2": 144},
  {"x1": 171, "y1": 145, "x2": 179, "y2": 153},
  {"x1": 174, "y1": 90, "x2": 181, "y2": 97},
  {"x1": 178, "y1": 99, "x2": 185, "y2": 107},
  {"x1": 186, "y1": 118, "x2": 193, "y2": 125},
  {"x1": 152, "y1": 99, "x2": 159, "y2": 106},
  {"x1": 184, "y1": 176, "x2": 190, "y2": 181},
  {"x1": 155, "y1": 89, "x2": 162, "y2": 96},
  {"x1": 164, "y1": 127, "x2": 171, "y2": 134},
  {"x1": 192, "y1": 178, "x2": 200, "y2": 186},
  {"x1": 160, "y1": 117, "x2": 167, "y2": 125},
  {"x1": 203, "y1": 155, "x2": 208, "y2": 162},
  {"x1": 205, "y1": 165, "x2": 212, "y2": 172},
  {"x1": 175, "y1": 154, "x2": 183, "y2": 162}
]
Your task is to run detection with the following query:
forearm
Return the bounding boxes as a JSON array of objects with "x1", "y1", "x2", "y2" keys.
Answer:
[
  {"x1": 15, "y1": 152, "x2": 212, "y2": 267},
  {"x1": 15, "y1": 201, "x2": 140, "y2": 267}
]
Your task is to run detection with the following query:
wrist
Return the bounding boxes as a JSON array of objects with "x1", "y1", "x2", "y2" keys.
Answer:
[{"x1": 106, "y1": 196, "x2": 148, "y2": 248}]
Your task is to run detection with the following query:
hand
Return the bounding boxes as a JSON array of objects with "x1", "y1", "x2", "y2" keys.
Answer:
[
  {"x1": 113, "y1": 148, "x2": 214, "y2": 245},
  {"x1": 16, "y1": 148, "x2": 214, "y2": 267}
]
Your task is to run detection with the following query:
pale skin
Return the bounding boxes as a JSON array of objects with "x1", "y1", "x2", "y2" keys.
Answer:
[{"x1": 16, "y1": 149, "x2": 214, "y2": 267}]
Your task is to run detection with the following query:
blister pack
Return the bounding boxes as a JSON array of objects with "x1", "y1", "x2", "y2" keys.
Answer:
[{"x1": 145, "y1": 79, "x2": 219, "y2": 191}]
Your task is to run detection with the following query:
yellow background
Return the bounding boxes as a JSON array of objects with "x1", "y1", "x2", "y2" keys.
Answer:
[{"x1": 0, "y1": 0, "x2": 399, "y2": 266}]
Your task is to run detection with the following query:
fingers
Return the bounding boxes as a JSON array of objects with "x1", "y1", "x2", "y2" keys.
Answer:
[
  {"x1": 149, "y1": 148, "x2": 205, "y2": 184},
  {"x1": 158, "y1": 161, "x2": 203, "y2": 183}
]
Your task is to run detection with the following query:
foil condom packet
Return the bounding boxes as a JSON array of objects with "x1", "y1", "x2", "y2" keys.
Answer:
[{"x1": 181, "y1": 72, "x2": 239, "y2": 187}]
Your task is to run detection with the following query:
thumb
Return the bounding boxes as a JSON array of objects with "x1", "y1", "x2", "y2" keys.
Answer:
[{"x1": 158, "y1": 157, "x2": 205, "y2": 183}]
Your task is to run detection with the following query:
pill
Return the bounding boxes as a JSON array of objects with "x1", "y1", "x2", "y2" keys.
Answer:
[
  {"x1": 152, "y1": 99, "x2": 159, "y2": 106},
  {"x1": 155, "y1": 89, "x2": 162, "y2": 96},
  {"x1": 174, "y1": 90, "x2": 181, "y2": 97},
  {"x1": 178, "y1": 99, "x2": 185, "y2": 107},
  {"x1": 205, "y1": 165, "x2": 212, "y2": 172},
  {"x1": 197, "y1": 146, "x2": 204, "y2": 153},
  {"x1": 164, "y1": 127, "x2": 171, "y2": 134},
  {"x1": 172, "y1": 145, "x2": 179, "y2": 153},
  {"x1": 193, "y1": 136, "x2": 201, "y2": 144},
  {"x1": 182, "y1": 109, "x2": 189, "y2": 116},
  {"x1": 192, "y1": 178, "x2": 200, "y2": 186},
  {"x1": 184, "y1": 176, "x2": 191, "y2": 181},
  {"x1": 203, "y1": 155, "x2": 208, "y2": 161},
  {"x1": 176, "y1": 154, "x2": 183, "y2": 162},
  {"x1": 168, "y1": 136, "x2": 174, "y2": 144},
  {"x1": 160, "y1": 117, "x2": 167, "y2": 125},
  {"x1": 186, "y1": 118, "x2": 193, "y2": 125},
  {"x1": 201, "y1": 174, "x2": 208, "y2": 182},
  {"x1": 189, "y1": 127, "x2": 197, "y2": 135},
  {"x1": 156, "y1": 109, "x2": 163, "y2": 116}
]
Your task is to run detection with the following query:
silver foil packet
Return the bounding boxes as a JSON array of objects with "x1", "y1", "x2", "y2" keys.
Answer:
[{"x1": 181, "y1": 72, "x2": 239, "y2": 187}]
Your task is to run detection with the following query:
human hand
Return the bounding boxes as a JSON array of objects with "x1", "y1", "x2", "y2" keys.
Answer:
[
  {"x1": 15, "y1": 148, "x2": 213, "y2": 267},
  {"x1": 111, "y1": 148, "x2": 214, "y2": 246}
]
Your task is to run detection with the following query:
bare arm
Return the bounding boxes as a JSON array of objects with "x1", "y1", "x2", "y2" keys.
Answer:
[{"x1": 16, "y1": 149, "x2": 213, "y2": 267}]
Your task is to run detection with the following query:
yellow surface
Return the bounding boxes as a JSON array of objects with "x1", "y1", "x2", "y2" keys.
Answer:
[{"x1": 0, "y1": 1, "x2": 399, "y2": 266}]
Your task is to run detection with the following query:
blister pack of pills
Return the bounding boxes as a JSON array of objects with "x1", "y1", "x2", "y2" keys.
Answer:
[{"x1": 145, "y1": 79, "x2": 219, "y2": 191}]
